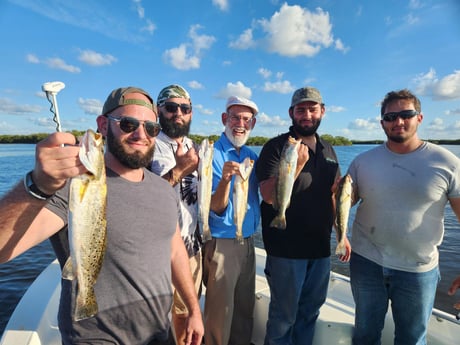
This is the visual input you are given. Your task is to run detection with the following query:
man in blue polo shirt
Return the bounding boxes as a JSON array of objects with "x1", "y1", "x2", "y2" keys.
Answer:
[{"x1": 202, "y1": 95, "x2": 261, "y2": 345}]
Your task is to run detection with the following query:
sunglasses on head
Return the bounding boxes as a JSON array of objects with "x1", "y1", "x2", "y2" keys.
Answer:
[
  {"x1": 381, "y1": 109, "x2": 419, "y2": 122},
  {"x1": 163, "y1": 102, "x2": 192, "y2": 114},
  {"x1": 106, "y1": 115, "x2": 161, "y2": 138}
]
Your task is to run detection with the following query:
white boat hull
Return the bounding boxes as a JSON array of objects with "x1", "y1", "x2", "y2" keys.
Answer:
[{"x1": 1, "y1": 247, "x2": 459, "y2": 345}]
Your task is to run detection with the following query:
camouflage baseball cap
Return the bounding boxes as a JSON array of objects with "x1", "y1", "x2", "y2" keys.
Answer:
[
  {"x1": 157, "y1": 84, "x2": 191, "y2": 106},
  {"x1": 102, "y1": 87, "x2": 156, "y2": 115},
  {"x1": 291, "y1": 87, "x2": 323, "y2": 107}
]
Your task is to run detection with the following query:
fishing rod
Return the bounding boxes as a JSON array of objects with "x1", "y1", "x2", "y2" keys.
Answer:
[{"x1": 42, "y1": 81, "x2": 65, "y2": 132}]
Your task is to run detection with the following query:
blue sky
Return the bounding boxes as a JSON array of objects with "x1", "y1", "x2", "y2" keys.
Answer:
[{"x1": 1, "y1": 0, "x2": 459, "y2": 140}]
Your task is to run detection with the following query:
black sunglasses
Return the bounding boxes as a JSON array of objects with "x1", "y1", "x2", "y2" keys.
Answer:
[
  {"x1": 163, "y1": 101, "x2": 192, "y2": 114},
  {"x1": 381, "y1": 109, "x2": 419, "y2": 122},
  {"x1": 106, "y1": 115, "x2": 161, "y2": 138}
]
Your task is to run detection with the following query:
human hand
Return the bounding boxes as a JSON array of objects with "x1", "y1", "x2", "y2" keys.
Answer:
[
  {"x1": 184, "y1": 312, "x2": 204, "y2": 345},
  {"x1": 174, "y1": 141, "x2": 199, "y2": 178},
  {"x1": 33, "y1": 132, "x2": 86, "y2": 195},
  {"x1": 297, "y1": 142, "x2": 310, "y2": 168},
  {"x1": 447, "y1": 275, "x2": 460, "y2": 314},
  {"x1": 338, "y1": 237, "x2": 351, "y2": 263},
  {"x1": 221, "y1": 161, "x2": 241, "y2": 183}
]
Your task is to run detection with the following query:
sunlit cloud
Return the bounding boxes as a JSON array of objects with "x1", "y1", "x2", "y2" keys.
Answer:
[{"x1": 78, "y1": 50, "x2": 117, "y2": 66}]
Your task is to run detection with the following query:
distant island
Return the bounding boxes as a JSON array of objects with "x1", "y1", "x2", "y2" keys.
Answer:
[{"x1": 0, "y1": 132, "x2": 459, "y2": 146}]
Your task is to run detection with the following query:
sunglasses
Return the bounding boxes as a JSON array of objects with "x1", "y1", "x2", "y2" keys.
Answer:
[
  {"x1": 106, "y1": 115, "x2": 161, "y2": 138},
  {"x1": 163, "y1": 102, "x2": 192, "y2": 115},
  {"x1": 381, "y1": 109, "x2": 419, "y2": 122}
]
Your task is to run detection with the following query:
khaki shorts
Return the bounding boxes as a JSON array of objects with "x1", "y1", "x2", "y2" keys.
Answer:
[{"x1": 172, "y1": 251, "x2": 203, "y2": 316}]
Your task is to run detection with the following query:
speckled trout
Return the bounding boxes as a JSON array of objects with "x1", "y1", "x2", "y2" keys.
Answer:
[
  {"x1": 62, "y1": 129, "x2": 107, "y2": 321},
  {"x1": 198, "y1": 138, "x2": 214, "y2": 242},
  {"x1": 335, "y1": 174, "x2": 352, "y2": 256},
  {"x1": 271, "y1": 136, "x2": 300, "y2": 230},
  {"x1": 233, "y1": 157, "x2": 254, "y2": 244}
]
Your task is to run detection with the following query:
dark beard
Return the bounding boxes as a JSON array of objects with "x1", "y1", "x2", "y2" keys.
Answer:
[
  {"x1": 159, "y1": 112, "x2": 191, "y2": 139},
  {"x1": 107, "y1": 125, "x2": 155, "y2": 169},
  {"x1": 292, "y1": 118, "x2": 321, "y2": 137}
]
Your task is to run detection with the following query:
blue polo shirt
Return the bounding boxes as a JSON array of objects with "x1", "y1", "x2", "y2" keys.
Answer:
[{"x1": 209, "y1": 133, "x2": 260, "y2": 238}]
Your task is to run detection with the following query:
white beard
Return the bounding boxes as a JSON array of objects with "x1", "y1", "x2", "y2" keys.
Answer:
[{"x1": 225, "y1": 124, "x2": 251, "y2": 148}]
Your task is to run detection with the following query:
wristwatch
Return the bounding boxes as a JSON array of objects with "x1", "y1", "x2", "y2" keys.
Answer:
[{"x1": 23, "y1": 170, "x2": 53, "y2": 200}]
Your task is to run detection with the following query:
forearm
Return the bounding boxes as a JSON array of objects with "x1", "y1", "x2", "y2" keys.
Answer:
[
  {"x1": 0, "y1": 181, "x2": 47, "y2": 263},
  {"x1": 259, "y1": 177, "x2": 276, "y2": 204},
  {"x1": 162, "y1": 168, "x2": 182, "y2": 187},
  {"x1": 210, "y1": 179, "x2": 231, "y2": 215}
]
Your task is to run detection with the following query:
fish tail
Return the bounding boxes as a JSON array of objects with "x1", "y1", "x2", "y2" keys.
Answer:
[
  {"x1": 74, "y1": 286, "x2": 98, "y2": 321},
  {"x1": 202, "y1": 224, "x2": 212, "y2": 242},
  {"x1": 335, "y1": 242, "x2": 346, "y2": 256},
  {"x1": 270, "y1": 215, "x2": 287, "y2": 229},
  {"x1": 235, "y1": 233, "x2": 244, "y2": 245}
]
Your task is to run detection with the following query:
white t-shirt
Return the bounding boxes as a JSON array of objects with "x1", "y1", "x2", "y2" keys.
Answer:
[{"x1": 348, "y1": 142, "x2": 460, "y2": 272}]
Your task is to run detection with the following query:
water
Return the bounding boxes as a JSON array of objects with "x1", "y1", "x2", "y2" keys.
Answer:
[{"x1": 0, "y1": 143, "x2": 459, "y2": 337}]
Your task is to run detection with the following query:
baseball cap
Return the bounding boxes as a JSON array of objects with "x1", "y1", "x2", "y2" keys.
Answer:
[
  {"x1": 226, "y1": 96, "x2": 259, "y2": 115},
  {"x1": 291, "y1": 87, "x2": 323, "y2": 107},
  {"x1": 157, "y1": 84, "x2": 191, "y2": 106},
  {"x1": 102, "y1": 87, "x2": 155, "y2": 115}
]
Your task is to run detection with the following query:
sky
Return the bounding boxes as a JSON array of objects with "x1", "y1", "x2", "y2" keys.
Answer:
[{"x1": 0, "y1": 0, "x2": 459, "y2": 141}]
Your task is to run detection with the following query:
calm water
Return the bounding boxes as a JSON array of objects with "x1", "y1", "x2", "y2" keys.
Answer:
[{"x1": 1, "y1": 143, "x2": 460, "y2": 337}]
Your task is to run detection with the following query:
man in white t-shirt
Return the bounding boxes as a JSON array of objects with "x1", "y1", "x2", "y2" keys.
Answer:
[{"x1": 150, "y1": 84, "x2": 202, "y2": 345}]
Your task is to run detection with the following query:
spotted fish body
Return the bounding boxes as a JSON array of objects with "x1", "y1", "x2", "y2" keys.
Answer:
[
  {"x1": 63, "y1": 129, "x2": 107, "y2": 321},
  {"x1": 271, "y1": 136, "x2": 300, "y2": 230},
  {"x1": 233, "y1": 157, "x2": 254, "y2": 244},
  {"x1": 198, "y1": 138, "x2": 214, "y2": 242},
  {"x1": 335, "y1": 174, "x2": 352, "y2": 256}
]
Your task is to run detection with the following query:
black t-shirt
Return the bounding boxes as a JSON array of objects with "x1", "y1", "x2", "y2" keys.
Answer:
[{"x1": 255, "y1": 129, "x2": 340, "y2": 259}]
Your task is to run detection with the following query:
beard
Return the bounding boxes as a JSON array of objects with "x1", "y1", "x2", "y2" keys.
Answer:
[
  {"x1": 159, "y1": 111, "x2": 191, "y2": 139},
  {"x1": 292, "y1": 118, "x2": 321, "y2": 137},
  {"x1": 224, "y1": 123, "x2": 251, "y2": 148},
  {"x1": 106, "y1": 125, "x2": 155, "y2": 169}
]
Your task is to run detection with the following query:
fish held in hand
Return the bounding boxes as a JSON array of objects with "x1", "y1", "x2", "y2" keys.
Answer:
[
  {"x1": 198, "y1": 138, "x2": 214, "y2": 242},
  {"x1": 63, "y1": 129, "x2": 107, "y2": 321},
  {"x1": 270, "y1": 136, "x2": 300, "y2": 230},
  {"x1": 233, "y1": 157, "x2": 254, "y2": 244},
  {"x1": 335, "y1": 174, "x2": 353, "y2": 256}
]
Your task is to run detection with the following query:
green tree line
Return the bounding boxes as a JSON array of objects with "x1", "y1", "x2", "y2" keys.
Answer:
[
  {"x1": 0, "y1": 132, "x2": 353, "y2": 146},
  {"x1": 1, "y1": 132, "x2": 459, "y2": 146}
]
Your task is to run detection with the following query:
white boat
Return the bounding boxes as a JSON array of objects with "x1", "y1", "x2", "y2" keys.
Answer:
[{"x1": 1, "y1": 247, "x2": 459, "y2": 345}]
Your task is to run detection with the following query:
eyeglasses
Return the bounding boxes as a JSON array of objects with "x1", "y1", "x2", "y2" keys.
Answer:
[
  {"x1": 106, "y1": 115, "x2": 161, "y2": 138},
  {"x1": 163, "y1": 102, "x2": 192, "y2": 115},
  {"x1": 382, "y1": 110, "x2": 419, "y2": 122},
  {"x1": 228, "y1": 114, "x2": 254, "y2": 125}
]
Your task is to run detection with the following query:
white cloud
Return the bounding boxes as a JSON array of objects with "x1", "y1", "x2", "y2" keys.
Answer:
[
  {"x1": 258, "y1": 68, "x2": 272, "y2": 79},
  {"x1": 445, "y1": 108, "x2": 460, "y2": 115},
  {"x1": 327, "y1": 105, "x2": 346, "y2": 113},
  {"x1": 229, "y1": 29, "x2": 255, "y2": 49},
  {"x1": 216, "y1": 81, "x2": 252, "y2": 99},
  {"x1": 26, "y1": 54, "x2": 40, "y2": 63},
  {"x1": 412, "y1": 68, "x2": 460, "y2": 100},
  {"x1": 426, "y1": 117, "x2": 445, "y2": 131},
  {"x1": 0, "y1": 98, "x2": 42, "y2": 115},
  {"x1": 163, "y1": 25, "x2": 216, "y2": 70},
  {"x1": 132, "y1": 0, "x2": 145, "y2": 18},
  {"x1": 194, "y1": 104, "x2": 214, "y2": 115},
  {"x1": 258, "y1": 4, "x2": 341, "y2": 57},
  {"x1": 141, "y1": 19, "x2": 156, "y2": 34},
  {"x1": 44, "y1": 57, "x2": 80, "y2": 73},
  {"x1": 188, "y1": 81, "x2": 204, "y2": 89},
  {"x1": 263, "y1": 80, "x2": 294, "y2": 94},
  {"x1": 256, "y1": 112, "x2": 290, "y2": 127},
  {"x1": 78, "y1": 98, "x2": 103, "y2": 115},
  {"x1": 212, "y1": 0, "x2": 229, "y2": 11},
  {"x1": 78, "y1": 50, "x2": 117, "y2": 66},
  {"x1": 348, "y1": 117, "x2": 380, "y2": 131}
]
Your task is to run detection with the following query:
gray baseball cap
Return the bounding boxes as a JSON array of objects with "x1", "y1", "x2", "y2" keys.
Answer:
[
  {"x1": 102, "y1": 87, "x2": 155, "y2": 115},
  {"x1": 226, "y1": 96, "x2": 259, "y2": 115},
  {"x1": 291, "y1": 87, "x2": 323, "y2": 107}
]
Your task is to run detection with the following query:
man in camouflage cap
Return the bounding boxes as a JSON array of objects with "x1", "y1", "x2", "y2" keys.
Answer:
[
  {"x1": 150, "y1": 84, "x2": 202, "y2": 345},
  {"x1": 256, "y1": 86, "x2": 349, "y2": 345}
]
